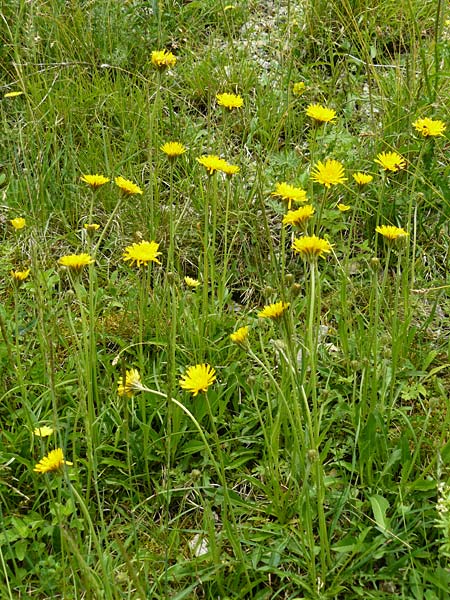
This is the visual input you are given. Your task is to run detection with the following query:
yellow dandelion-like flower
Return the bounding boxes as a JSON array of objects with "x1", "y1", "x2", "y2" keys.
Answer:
[
  {"x1": 117, "y1": 369, "x2": 144, "y2": 397},
  {"x1": 353, "y1": 172, "x2": 373, "y2": 185},
  {"x1": 4, "y1": 91, "x2": 24, "y2": 98},
  {"x1": 184, "y1": 276, "x2": 201, "y2": 288},
  {"x1": 413, "y1": 117, "x2": 446, "y2": 137},
  {"x1": 272, "y1": 182, "x2": 307, "y2": 209},
  {"x1": 161, "y1": 141, "x2": 187, "y2": 158},
  {"x1": 33, "y1": 448, "x2": 73, "y2": 474},
  {"x1": 216, "y1": 92, "x2": 244, "y2": 109},
  {"x1": 179, "y1": 364, "x2": 216, "y2": 396},
  {"x1": 115, "y1": 176, "x2": 143, "y2": 196},
  {"x1": 84, "y1": 223, "x2": 100, "y2": 233},
  {"x1": 224, "y1": 4, "x2": 236, "y2": 10},
  {"x1": 374, "y1": 151, "x2": 406, "y2": 172},
  {"x1": 11, "y1": 268, "x2": 30, "y2": 282},
  {"x1": 33, "y1": 426, "x2": 54, "y2": 437},
  {"x1": 10, "y1": 217, "x2": 26, "y2": 230},
  {"x1": 311, "y1": 159, "x2": 347, "y2": 188},
  {"x1": 292, "y1": 82, "x2": 306, "y2": 96},
  {"x1": 220, "y1": 162, "x2": 240, "y2": 176},
  {"x1": 59, "y1": 253, "x2": 94, "y2": 272},
  {"x1": 282, "y1": 204, "x2": 315, "y2": 228},
  {"x1": 337, "y1": 203, "x2": 351, "y2": 212},
  {"x1": 375, "y1": 225, "x2": 409, "y2": 241},
  {"x1": 80, "y1": 174, "x2": 110, "y2": 188},
  {"x1": 292, "y1": 235, "x2": 333, "y2": 260},
  {"x1": 306, "y1": 104, "x2": 337, "y2": 123},
  {"x1": 123, "y1": 240, "x2": 162, "y2": 267},
  {"x1": 258, "y1": 301, "x2": 290, "y2": 320},
  {"x1": 197, "y1": 155, "x2": 229, "y2": 175},
  {"x1": 151, "y1": 49, "x2": 177, "y2": 69},
  {"x1": 230, "y1": 326, "x2": 249, "y2": 345}
]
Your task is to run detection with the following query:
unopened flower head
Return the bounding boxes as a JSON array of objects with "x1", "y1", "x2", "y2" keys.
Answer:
[
  {"x1": 117, "y1": 369, "x2": 144, "y2": 397},
  {"x1": 282, "y1": 204, "x2": 315, "y2": 228},
  {"x1": 311, "y1": 159, "x2": 347, "y2": 188},
  {"x1": 216, "y1": 92, "x2": 244, "y2": 109},
  {"x1": 33, "y1": 448, "x2": 73, "y2": 474},
  {"x1": 123, "y1": 240, "x2": 161, "y2": 267},
  {"x1": 293, "y1": 82, "x2": 306, "y2": 96},
  {"x1": 115, "y1": 176, "x2": 143, "y2": 195},
  {"x1": 184, "y1": 276, "x2": 201, "y2": 288},
  {"x1": 34, "y1": 426, "x2": 54, "y2": 437},
  {"x1": 11, "y1": 268, "x2": 30, "y2": 282},
  {"x1": 10, "y1": 217, "x2": 26, "y2": 230},
  {"x1": 161, "y1": 141, "x2": 187, "y2": 158},
  {"x1": 59, "y1": 253, "x2": 94, "y2": 272},
  {"x1": 179, "y1": 364, "x2": 216, "y2": 396},
  {"x1": 151, "y1": 49, "x2": 177, "y2": 69},
  {"x1": 80, "y1": 174, "x2": 110, "y2": 188},
  {"x1": 306, "y1": 104, "x2": 337, "y2": 123},
  {"x1": 197, "y1": 155, "x2": 228, "y2": 175},
  {"x1": 374, "y1": 151, "x2": 406, "y2": 172},
  {"x1": 413, "y1": 117, "x2": 446, "y2": 137},
  {"x1": 353, "y1": 172, "x2": 373, "y2": 186},
  {"x1": 230, "y1": 326, "x2": 249, "y2": 345},
  {"x1": 4, "y1": 91, "x2": 24, "y2": 98},
  {"x1": 292, "y1": 235, "x2": 333, "y2": 260},
  {"x1": 375, "y1": 225, "x2": 409, "y2": 241},
  {"x1": 258, "y1": 301, "x2": 290, "y2": 320},
  {"x1": 272, "y1": 182, "x2": 307, "y2": 209}
]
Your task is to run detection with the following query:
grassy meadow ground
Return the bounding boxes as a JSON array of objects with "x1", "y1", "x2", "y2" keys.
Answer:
[{"x1": 1, "y1": 0, "x2": 450, "y2": 598}]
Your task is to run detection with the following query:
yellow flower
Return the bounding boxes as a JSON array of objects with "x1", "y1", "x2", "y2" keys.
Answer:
[
  {"x1": 352, "y1": 172, "x2": 373, "y2": 185},
  {"x1": 80, "y1": 174, "x2": 110, "y2": 188},
  {"x1": 115, "y1": 176, "x2": 143, "y2": 195},
  {"x1": 161, "y1": 141, "x2": 187, "y2": 158},
  {"x1": 337, "y1": 203, "x2": 351, "y2": 212},
  {"x1": 33, "y1": 448, "x2": 73, "y2": 473},
  {"x1": 151, "y1": 49, "x2": 177, "y2": 69},
  {"x1": 272, "y1": 182, "x2": 307, "y2": 209},
  {"x1": 374, "y1": 151, "x2": 406, "y2": 172},
  {"x1": 282, "y1": 205, "x2": 315, "y2": 228},
  {"x1": 179, "y1": 364, "x2": 216, "y2": 396},
  {"x1": 311, "y1": 159, "x2": 347, "y2": 188},
  {"x1": 34, "y1": 426, "x2": 54, "y2": 437},
  {"x1": 258, "y1": 301, "x2": 290, "y2": 320},
  {"x1": 292, "y1": 82, "x2": 306, "y2": 96},
  {"x1": 84, "y1": 223, "x2": 100, "y2": 233},
  {"x1": 59, "y1": 253, "x2": 94, "y2": 271},
  {"x1": 224, "y1": 4, "x2": 236, "y2": 10},
  {"x1": 292, "y1": 235, "x2": 333, "y2": 260},
  {"x1": 184, "y1": 276, "x2": 201, "y2": 288},
  {"x1": 306, "y1": 104, "x2": 337, "y2": 123},
  {"x1": 220, "y1": 162, "x2": 240, "y2": 176},
  {"x1": 197, "y1": 155, "x2": 229, "y2": 175},
  {"x1": 412, "y1": 117, "x2": 446, "y2": 137},
  {"x1": 11, "y1": 269, "x2": 30, "y2": 282},
  {"x1": 375, "y1": 225, "x2": 409, "y2": 241},
  {"x1": 230, "y1": 326, "x2": 249, "y2": 345},
  {"x1": 216, "y1": 92, "x2": 244, "y2": 109},
  {"x1": 4, "y1": 91, "x2": 24, "y2": 98},
  {"x1": 10, "y1": 217, "x2": 26, "y2": 230},
  {"x1": 123, "y1": 240, "x2": 162, "y2": 267},
  {"x1": 117, "y1": 369, "x2": 143, "y2": 397}
]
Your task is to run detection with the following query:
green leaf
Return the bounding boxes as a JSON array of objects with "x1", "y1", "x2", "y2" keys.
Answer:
[{"x1": 369, "y1": 494, "x2": 390, "y2": 534}]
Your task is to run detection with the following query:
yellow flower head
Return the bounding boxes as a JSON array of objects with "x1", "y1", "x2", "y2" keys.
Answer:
[
  {"x1": 272, "y1": 182, "x2": 307, "y2": 209},
  {"x1": 161, "y1": 141, "x2": 187, "y2": 158},
  {"x1": 292, "y1": 235, "x2": 333, "y2": 260},
  {"x1": 33, "y1": 448, "x2": 73, "y2": 474},
  {"x1": 84, "y1": 223, "x2": 101, "y2": 233},
  {"x1": 197, "y1": 155, "x2": 229, "y2": 175},
  {"x1": 80, "y1": 174, "x2": 110, "y2": 188},
  {"x1": 11, "y1": 268, "x2": 30, "y2": 282},
  {"x1": 374, "y1": 151, "x2": 406, "y2": 172},
  {"x1": 258, "y1": 301, "x2": 290, "y2": 320},
  {"x1": 282, "y1": 205, "x2": 315, "y2": 228},
  {"x1": 184, "y1": 276, "x2": 201, "y2": 288},
  {"x1": 34, "y1": 426, "x2": 54, "y2": 437},
  {"x1": 151, "y1": 49, "x2": 177, "y2": 69},
  {"x1": 216, "y1": 92, "x2": 244, "y2": 109},
  {"x1": 230, "y1": 326, "x2": 249, "y2": 345},
  {"x1": 413, "y1": 117, "x2": 446, "y2": 137},
  {"x1": 115, "y1": 176, "x2": 143, "y2": 195},
  {"x1": 353, "y1": 172, "x2": 373, "y2": 185},
  {"x1": 123, "y1": 240, "x2": 161, "y2": 267},
  {"x1": 4, "y1": 91, "x2": 24, "y2": 98},
  {"x1": 10, "y1": 217, "x2": 26, "y2": 230},
  {"x1": 117, "y1": 369, "x2": 143, "y2": 397},
  {"x1": 220, "y1": 162, "x2": 240, "y2": 176},
  {"x1": 306, "y1": 104, "x2": 337, "y2": 123},
  {"x1": 337, "y1": 203, "x2": 351, "y2": 212},
  {"x1": 292, "y1": 82, "x2": 306, "y2": 96},
  {"x1": 375, "y1": 225, "x2": 409, "y2": 241},
  {"x1": 179, "y1": 364, "x2": 216, "y2": 396},
  {"x1": 59, "y1": 253, "x2": 94, "y2": 272},
  {"x1": 311, "y1": 159, "x2": 347, "y2": 188}
]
